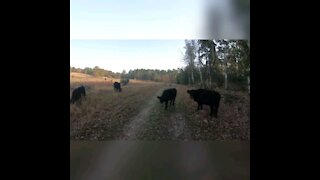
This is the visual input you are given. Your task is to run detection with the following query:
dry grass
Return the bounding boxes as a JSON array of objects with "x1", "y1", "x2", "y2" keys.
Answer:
[
  {"x1": 181, "y1": 86, "x2": 250, "y2": 140},
  {"x1": 70, "y1": 73, "x2": 250, "y2": 141},
  {"x1": 70, "y1": 75, "x2": 164, "y2": 140},
  {"x1": 135, "y1": 85, "x2": 250, "y2": 140}
]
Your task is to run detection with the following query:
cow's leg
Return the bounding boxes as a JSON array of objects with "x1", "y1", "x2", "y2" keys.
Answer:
[
  {"x1": 215, "y1": 101, "x2": 220, "y2": 118},
  {"x1": 197, "y1": 103, "x2": 200, "y2": 110},
  {"x1": 210, "y1": 105, "x2": 213, "y2": 116},
  {"x1": 214, "y1": 106, "x2": 218, "y2": 118},
  {"x1": 165, "y1": 101, "x2": 168, "y2": 109}
]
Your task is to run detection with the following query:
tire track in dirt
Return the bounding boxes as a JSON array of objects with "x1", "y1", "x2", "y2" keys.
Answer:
[
  {"x1": 167, "y1": 112, "x2": 192, "y2": 140},
  {"x1": 119, "y1": 88, "x2": 165, "y2": 140},
  {"x1": 119, "y1": 85, "x2": 193, "y2": 141},
  {"x1": 121, "y1": 85, "x2": 193, "y2": 141}
]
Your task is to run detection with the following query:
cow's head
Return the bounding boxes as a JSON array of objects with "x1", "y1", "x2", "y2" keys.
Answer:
[{"x1": 157, "y1": 96, "x2": 164, "y2": 104}]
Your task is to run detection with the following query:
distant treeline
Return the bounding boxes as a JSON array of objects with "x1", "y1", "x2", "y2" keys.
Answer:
[
  {"x1": 70, "y1": 66, "x2": 179, "y2": 83},
  {"x1": 123, "y1": 69, "x2": 178, "y2": 82},
  {"x1": 71, "y1": 39, "x2": 250, "y2": 92},
  {"x1": 70, "y1": 66, "x2": 121, "y2": 78}
]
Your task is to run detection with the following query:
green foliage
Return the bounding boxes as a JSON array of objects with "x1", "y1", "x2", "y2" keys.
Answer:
[
  {"x1": 176, "y1": 39, "x2": 250, "y2": 92},
  {"x1": 127, "y1": 69, "x2": 178, "y2": 83},
  {"x1": 176, "y1": 68, "x2": 189, "y2": 85},
  {"x1": 92, "y1": 66, "x2": 105, "y2": 77},
  {"x1": 71, "y1": 39, "x2": 250, "y2": 91},
  {"x1": 70, "y1": 66, "x2": 178, "y2": 83},
  {"x1": 70, "y1": 66, "x2": 120, "y2": 78},
  {"x1": 83, "y1": 67, "x2": 93, "y2": 75},
  {"x1": 70, "y1": 66, "x2": 84, "y2": 73}
]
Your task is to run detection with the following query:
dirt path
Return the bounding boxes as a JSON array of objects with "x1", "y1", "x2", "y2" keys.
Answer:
[
  {"x1": 167, "y1": 112, "x2": 192, "y2": 140},
  {"x1": 117, "y1": 85, "x2": 193, "y2": 141},
  {"x1": 119, "y1": 88, "x2": 164, "y2": 140},
  {"x1": 117, "y1": 85, "x2": 193, "y2": 140}
]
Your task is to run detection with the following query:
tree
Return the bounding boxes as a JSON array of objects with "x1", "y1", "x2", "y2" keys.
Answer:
[
  {"x1": 84, "y1": 67, "x2": 93, "y2": 75},
  {"x1": 197, "y1": 40, "x2": 218, "y2": 88},
  {"x1": 235, "y1": 40, "x2": 250, "y2": 92},
  {"x1": 92, "y1": 66, "x2": 105, "y2": 77},
  {"x1": 183, "y1": 40, "x2": 197, "y2": 85},
  {"x1": 176, "y1": 39, "x2": 250, "y2": 91},
  {"x1": 70, "y1": 66, "x2": 76, "y2": 72},
  {"x1": 216, "y1": 39, "x2": 231, "y2": 90},
  {"x1": 215, "y1": 39, "x2": 250, "y2": 91}
]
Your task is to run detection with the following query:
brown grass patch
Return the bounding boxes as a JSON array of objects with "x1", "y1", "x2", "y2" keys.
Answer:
[
  {"x1": 70, "y1": 73, "x2": 250, "y2": 140},
  {"x1": 70, "y1": 77, "x2": 164, "y2": 140}
]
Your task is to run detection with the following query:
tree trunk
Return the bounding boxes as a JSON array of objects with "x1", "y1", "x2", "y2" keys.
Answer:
[
  {"x1": 210, "y1": 41, "x2": 216, "y2": 89},
  {"x1": 208, "y1": 63, "x2": 212, "y2": 89},
  {"x1": 199, "y1": 66, "x2": 203, "y2": 87},
  {"x1": 198, "y1": 50, "x2": 203, "y2": 88},
  {"x1": 191, "y1": 69, "x2": 194, "y2": 85},
  {"x1": 224, "y1": 64, "x2": 228, "y2": 90},
  {"x1": 247, "y1": 76, "x2": 250, "y2": 94},
  {"x1": 236, "y1": 63, "x2": 239, "y2": 77},
  {"x1": 224, "y1": 71, "x2": 228, "y2": 90}
]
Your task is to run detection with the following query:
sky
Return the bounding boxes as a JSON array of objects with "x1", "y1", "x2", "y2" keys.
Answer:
[
  {"x1": 70, "y1": 0, "x2": 249, "y2": 73},
  {"x1": 70, "y1": 0, "x2": 204, "y2": 73},
  {"x1": 70, "y1": 0, "x2": 205, "y2": 39},
  {"x1": 70, "y1": 40, "x2": 186, "y2": 73}
]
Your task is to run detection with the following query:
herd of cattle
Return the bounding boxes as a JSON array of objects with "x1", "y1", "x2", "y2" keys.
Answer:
[{"x1": 71, "y1": 82, "x2": 221, "y2": 117}]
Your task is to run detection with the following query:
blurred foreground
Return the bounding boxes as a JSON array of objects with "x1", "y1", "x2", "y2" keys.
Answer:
[{"x1": 71, "y1": 141, "x2": 250, "y2": 180}]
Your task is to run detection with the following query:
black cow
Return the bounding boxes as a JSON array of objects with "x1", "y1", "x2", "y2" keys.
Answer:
[
  {"x1": 113, "y1": 82, "x2": 122, "y2": 92},
  {"x1": 187, "y1": 89, "x2": 221, "y2": 117},
  {"x1": 70, "y1": 86, "x2": 86, "y2": 104},
  {"x1": 157, "y1": 88, "x2": 177, "y2": 109}
]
